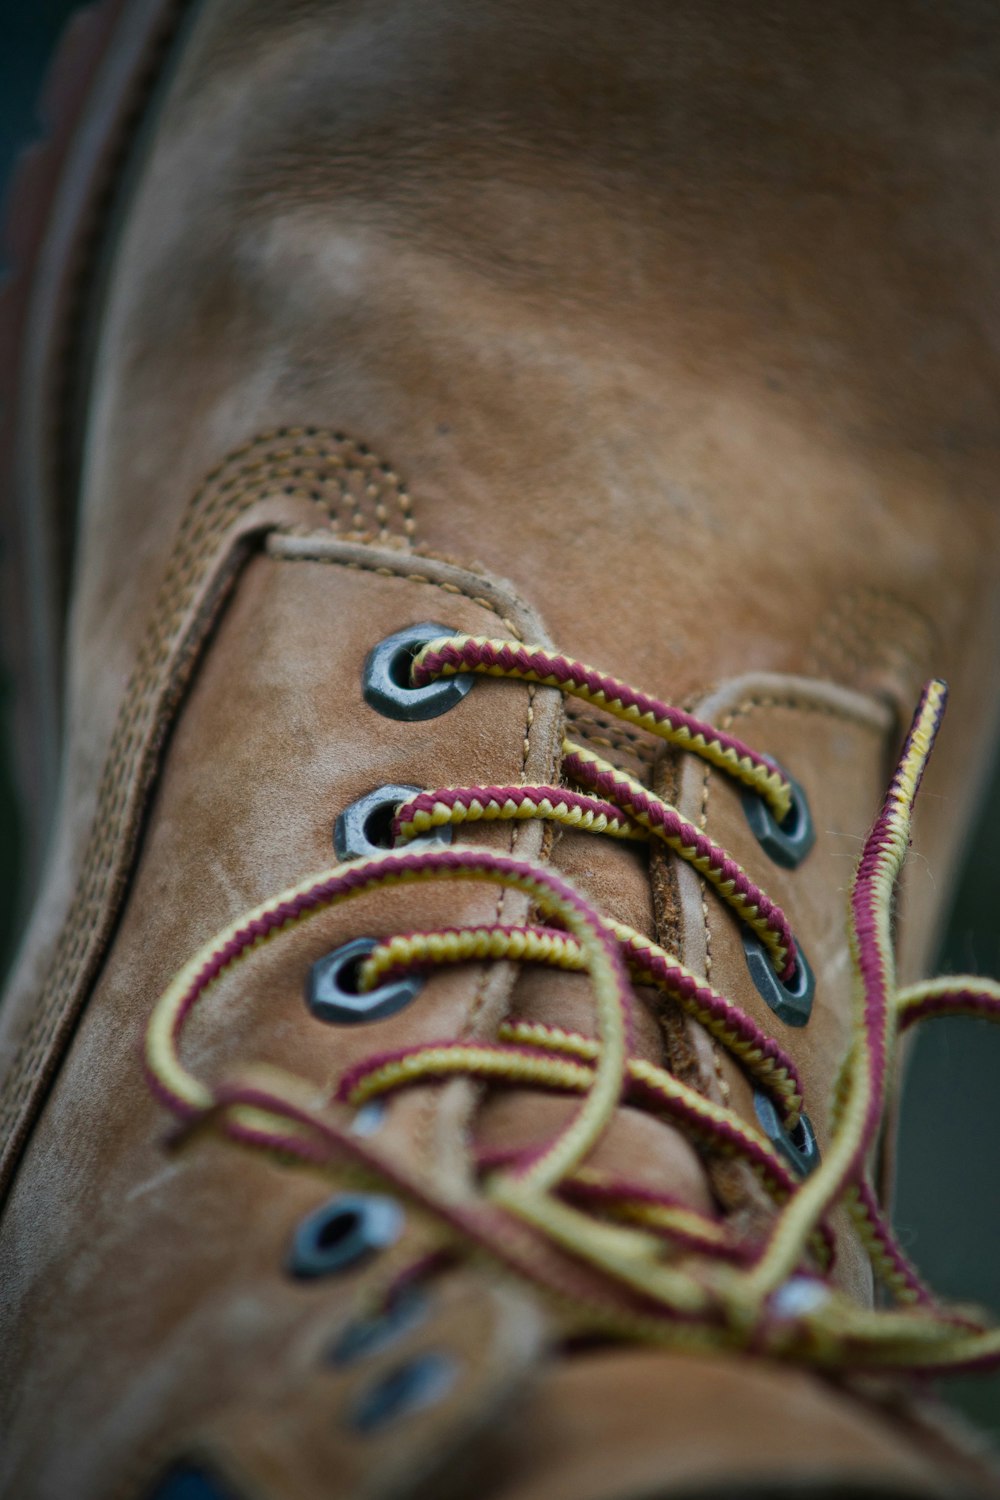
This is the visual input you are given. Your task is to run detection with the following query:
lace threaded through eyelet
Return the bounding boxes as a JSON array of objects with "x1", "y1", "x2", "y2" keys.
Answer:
[{"x1": 145, "y1": 655, "x2": 1000, "y2": 1378}]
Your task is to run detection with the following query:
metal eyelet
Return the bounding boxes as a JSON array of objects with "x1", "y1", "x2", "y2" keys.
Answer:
[
  {"x1": 742, "y1": 931, "x2": 815, "y2": 1027},
  {"x1": 328, "y1": 1287, "x2": 429, "y2": 1367},
  {"x1": 351, "y1": 1100, "x2": 388, "y2": 1137},
  {"x1": 307, "y1": 937, "x2": 424, "y2": 1025},
  {"x1": 753, "y1": 1090, "x2": 821, "y2": 1177},
  {"x1": 363, "y1": 622, "x2": 474, "y2": 722},
  {"x1": 348, "y1": 1352, "x2": 458, "y2": 1433},
  {"x1": 334, "y1": 783, "x2": 453, "y2": 861},
  {"x1": 741, "y1": 762, "x2": 815, "y2": 869},
  {"x1": 771, "y1": 1276, "x2": 831, "y2": 1319},
  {"x1": 145, "y1": 1465, "x2": 239, "y2": 1499},
  {"x1": 288, "y1": 1193, "x2": 403, "y2": 1280}
]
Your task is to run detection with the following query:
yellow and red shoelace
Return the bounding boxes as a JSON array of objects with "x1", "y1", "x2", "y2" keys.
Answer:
[{"x1": 145, "y1": 638, "x2": 1000, "y2": 1374}]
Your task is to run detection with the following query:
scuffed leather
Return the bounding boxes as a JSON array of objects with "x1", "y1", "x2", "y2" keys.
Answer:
[
  {"x1": 1, "y1": 550, "x2": 564, "y2": 1494},
  {"x1": 4, "y1": 1, "x2": 1000, "y2": 1497}
]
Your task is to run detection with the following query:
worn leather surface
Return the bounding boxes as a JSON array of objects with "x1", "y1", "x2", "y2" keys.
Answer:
[
  {"x1": 478, "y1": 1350, "x2": 964, "y2": 1500},
  {"x1": 3, "y1": 1, "x2": 1000, "y2": 1496}
]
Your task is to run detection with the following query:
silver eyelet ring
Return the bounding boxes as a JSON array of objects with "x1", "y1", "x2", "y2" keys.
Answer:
[
  {"x1": 753, "y1": 1090, "x2": 821, "y2": 1177},
  {"x1": 328, "y1": 1287, "x2": 429, "y2": 1366},
  {"x1": 307, "y1": 936, "x2": 424, "y2": 1025},
  {"x1": 742, "y1": 931, "x2": 815, "y2": 1027},
  {"x1": 741, "y1": 762, "x2": 815, "y2": 869},
  {"x1": 351, "y1": 1100, "x2": 387, "y2": 1137},
  {"x1": 144, "y1": 1464, "x2": 236, "y2": 1499},
  {"x1": 348, "y1": 1352, "x2": 458, "y2": 1433},
  {"x1": 288, "y1": 1193, "x2": 403, "y2": 1280},
  {"x1": 363, "y1": 622, "x2": 474, "y2": 722},
  {"x1": 333, "y1": 784, "x2": 453, "y2": 861}
]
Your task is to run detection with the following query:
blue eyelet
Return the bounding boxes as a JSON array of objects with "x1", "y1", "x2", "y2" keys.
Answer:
[
  {"x1": 334, "y1": 783, "x2": 453, "y2": 861},
  {"x1": 753, "y1": 1090, "x2": 821, "y2": 1177},
  {"x1": 348, "y1": 1352, "x2": 458, "y2": 1433},
  {"x1": 742, "y1": 932, "x2": 815, "y2": 1027},
  {"x1": 363, "y1": 623, "x2": 474, "y2": 722},
  {"x1": 328, "y1": 1288, "x2": 429, "y2": 1366},
  {"x1": 144, "y1": 1465, "x2": 239, "y2": 1499},
  {"x1": 307, "y1": 937, "x2": 424, "y2": 1025},
  {"x1": 288, "y1": 1193, "x2": 403, "y2": 1280},
  {"x1": 742, "y1": 762, "x2": 815, "y2": 869}
]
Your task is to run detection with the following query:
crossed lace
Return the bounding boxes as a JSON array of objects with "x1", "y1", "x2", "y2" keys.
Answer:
[{"x1": 145, "y1": 636, "x2": 1000, "y2": 1374}]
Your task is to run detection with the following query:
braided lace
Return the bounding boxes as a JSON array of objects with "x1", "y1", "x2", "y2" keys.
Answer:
[{"x1": 145, "y1": 640, "x2": 1000, "y2": 1374}]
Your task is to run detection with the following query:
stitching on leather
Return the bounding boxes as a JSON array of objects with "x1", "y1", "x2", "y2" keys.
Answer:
[
  {"x1": 0, "y1": 430, "x2": 478, "y2": 1190},
  {"x1": 805, "y1": 586, "x2": 939, "y2": 690},
  {"x1": 563, "y1": 704, "x2": 657, "y2": 768},
  {"x1": 718, "y1": 693, "x2": 890, "y2": 733},
  {"x1": 811, "y1": 590, "x2": 928, "y2": 681},
  {"x1": 325, "y1": 565, "x2": 525, "y2": 639},
  {"x1": 698, "y1": 691, "x2": 888, "y2": 915},
  {"x1": 679, "y1": 690, "x2": 886, "y2": 1216},
  {"x1": 277, "y1": 550, "x2": 544, "y2": 1045},
  {"x1": 697, "y1": 691, "x2": 885, "y2": 1107},
  {"x1": 272, "y1": 553, "x2": 526, "y2": 644},
  {"x1": 275, "y1": 553, "x2": 546, "y2": 1173},
  {"x1": 464, "y1": 680, "x2": 539, "y2": 1034},
  {"x1": 208, "y1": 432, "x2": 415, "y2": 545}
]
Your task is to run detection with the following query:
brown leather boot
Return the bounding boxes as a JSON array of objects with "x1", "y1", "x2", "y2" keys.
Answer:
[{"x1": 3, "y1": 2, "x2": 1000, "y2": 1496}]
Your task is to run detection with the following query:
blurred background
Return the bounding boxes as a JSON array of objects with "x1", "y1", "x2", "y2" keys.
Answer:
[{"x1": 1, "y1": 0, "x2": 999, "y2": 1440}]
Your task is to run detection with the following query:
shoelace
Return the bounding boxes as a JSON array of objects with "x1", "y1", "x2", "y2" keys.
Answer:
[{"x1": 145, "y1": 638, "x2": 1000, "y2": 1375}]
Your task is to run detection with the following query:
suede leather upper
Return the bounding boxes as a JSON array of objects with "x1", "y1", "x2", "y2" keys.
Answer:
[{"x1": 3, "y1": 2, "x2": 1000, "y2": 1497}]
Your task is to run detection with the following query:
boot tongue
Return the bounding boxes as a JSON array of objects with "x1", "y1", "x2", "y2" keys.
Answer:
[
  {"x1": 472, "y1": 666, "x2": 892, "y2": 1295},
  {"x1": 474, "y1": 721, "x2": 720, "y2": 1220}
]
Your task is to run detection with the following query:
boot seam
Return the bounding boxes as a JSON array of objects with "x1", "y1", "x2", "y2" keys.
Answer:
[{"x1": 0, "y1": 429, "x2": 545, "y2": 1201}]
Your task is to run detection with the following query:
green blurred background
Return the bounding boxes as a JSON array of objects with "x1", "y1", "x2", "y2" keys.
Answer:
[{"x1": 1, "y1": 0, "x2": 998, "y2": 1440}]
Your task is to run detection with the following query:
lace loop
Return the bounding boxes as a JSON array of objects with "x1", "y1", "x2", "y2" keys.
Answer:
[
  {"x1": 354, "y1": 921, "x2": 805, "y2": 1122},
  {"x1": 145, "y1": 646, "x2": 1000, "y2": 1376},
  {"x1": 411, "y1": 637, "x2": 793, "y2": 818}
]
